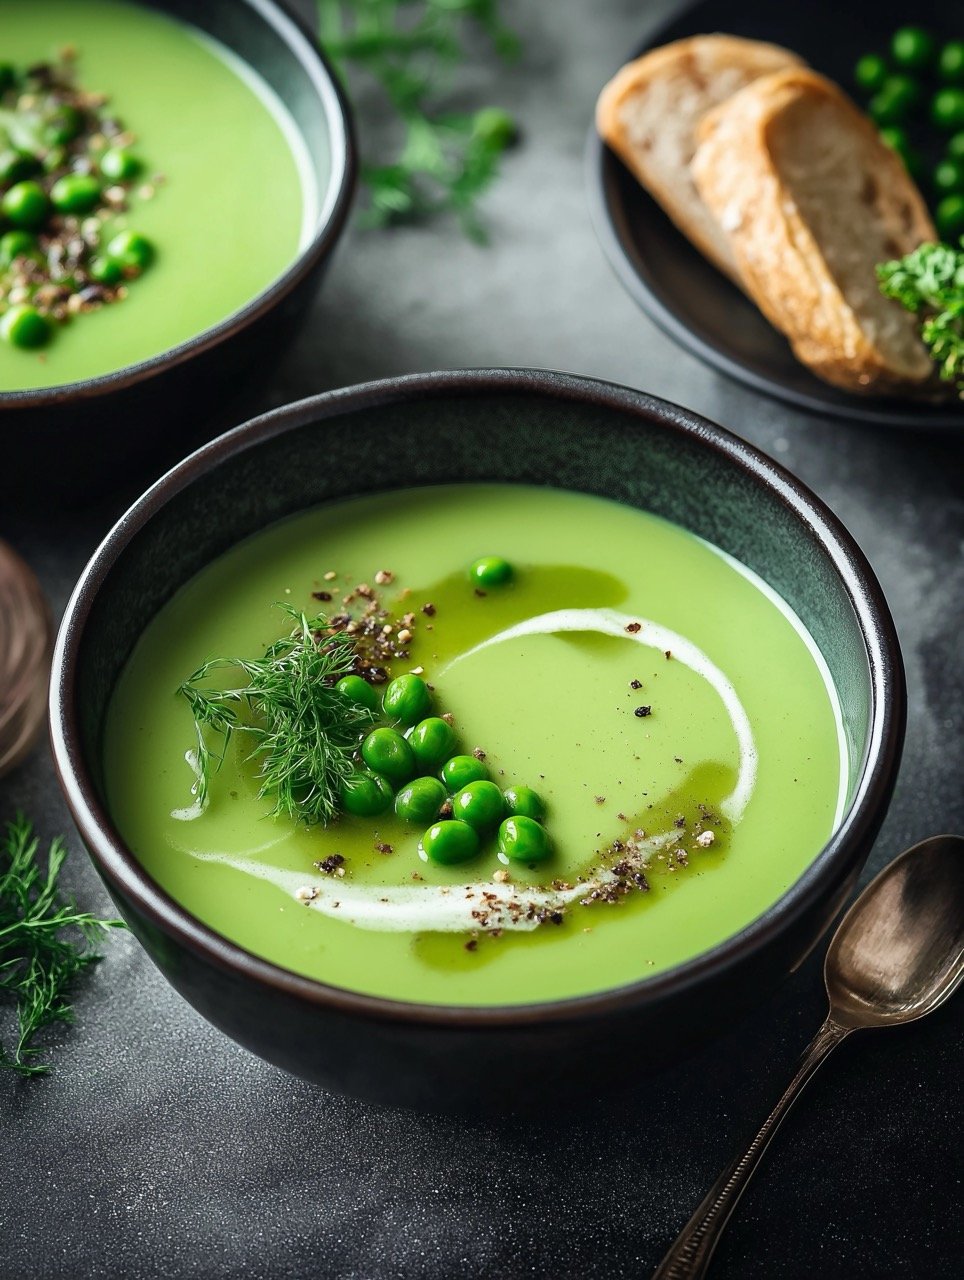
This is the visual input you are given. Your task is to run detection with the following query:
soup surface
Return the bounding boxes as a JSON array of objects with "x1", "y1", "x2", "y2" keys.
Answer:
[
  {"x1": 1, "y1": 0, "x2": 311, "y2": 390},
  {"x1": 103, "y1": 485, "x2": 846, "y2": 1006}
]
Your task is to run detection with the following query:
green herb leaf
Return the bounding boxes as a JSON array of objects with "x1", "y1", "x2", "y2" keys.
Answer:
[
  {"x1": 177, "y1": 605, "x2": 378, "y2": 826},
  {"x1": 0, "y1": 814, "x2": 125, "y2": 1077},
  {"x1": 317, "y1": 0, "x2": 519, "y2": 239},
  {"x1": 877, "y1": 240, "x2": 964, "y2": 391}
]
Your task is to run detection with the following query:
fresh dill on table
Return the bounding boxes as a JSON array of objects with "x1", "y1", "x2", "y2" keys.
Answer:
[
  {"x1": 1, "y1": 815, "x2": 125, "y2": 1078},
  {"x1": 177, "y1": 605, "x2": 377, "y2": 826},
  {"x1": 316, "y1": 0, "x2": 520, "y2": 239},
  {"x1": 878, "y1": 240, "x2": 964, "y2": 393}
]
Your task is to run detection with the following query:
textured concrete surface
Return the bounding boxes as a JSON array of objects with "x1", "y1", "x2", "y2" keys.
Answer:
[{"x1": 1, "y1": 1, "x2": 962, "y2": 1276}]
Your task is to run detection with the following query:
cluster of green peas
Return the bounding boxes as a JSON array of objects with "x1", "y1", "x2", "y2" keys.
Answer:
[
  {"x1": 854, "y1": 26, "x2": 964, "y2": 239},
  {"x1": 0, "y1": 72, "x2": 154, "y2": 347},
  {"x1": 333, "y1": 554, "x2": 547, "y2": 867},
  {"x1": 335, "y1": 669, "x2": 549, "y2": 867}
]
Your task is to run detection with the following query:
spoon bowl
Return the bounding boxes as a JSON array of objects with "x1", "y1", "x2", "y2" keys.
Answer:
[
  {"x1": 827, "y1": 835, "x2": 964, "y2": 1029},
  {"x1": 655, "y1": 833, "x2": 964, "y2": 1278}
]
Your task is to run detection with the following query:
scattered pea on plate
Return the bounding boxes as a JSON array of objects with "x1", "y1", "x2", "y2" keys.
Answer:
[{"x1": 853, "y1": 28, "x2": 964, "y2": 236}]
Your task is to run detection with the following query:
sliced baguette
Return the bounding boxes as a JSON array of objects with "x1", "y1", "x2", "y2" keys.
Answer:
[
  {"x1": 596, "y1": 34, "x2": 804, "y2": 282},
  {"x1": 692, "y1": 68, "x2": 936, "y2": 393}
]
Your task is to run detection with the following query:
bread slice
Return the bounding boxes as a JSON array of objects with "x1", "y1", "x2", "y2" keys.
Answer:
[
  {"x1": 596, "y1": 34, "x2": 804, "y2": 282},
  {"x1": 692, "y1": 68, "x2": 936, "y2": 393}
]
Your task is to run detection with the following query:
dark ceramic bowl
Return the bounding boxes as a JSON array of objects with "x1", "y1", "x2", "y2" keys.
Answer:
[
  {"x1": 1, "y1": 0, "x2": 355, "y2": 495},
  {"x1": 50, "y1": 370, "x2": 905, "y2": 1111}
]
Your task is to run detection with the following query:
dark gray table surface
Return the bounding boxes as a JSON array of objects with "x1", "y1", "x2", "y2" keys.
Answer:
[{"x1": 2, "y1": 2, "x2": 962, "y2": 1277}]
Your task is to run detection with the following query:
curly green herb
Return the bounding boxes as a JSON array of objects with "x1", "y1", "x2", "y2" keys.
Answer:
[
  {"x1": 177, "y1": 605, "x2": 378, "y2": 826},
  {"x1": 877, "y1": 239, "x2": 964, "y2": 391},
  {"x1": 317, "y1": 0, "x2": 520, "y2": 239},
  {"x1": 1, "y1": 815, "x2": 125, "y2": 1077}
]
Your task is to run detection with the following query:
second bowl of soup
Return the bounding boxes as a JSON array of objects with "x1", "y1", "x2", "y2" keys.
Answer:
[{"x1": 1, "y1": 0, "x2": 354, "y2": 487}]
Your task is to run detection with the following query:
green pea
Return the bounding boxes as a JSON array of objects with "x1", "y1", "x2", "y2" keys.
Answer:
[
  {"x1": 936, "y1": 193, "x2": 964, "y2": 240},
  {"x1": 50, "y1": 173, "x2": 101, "y2": 214},
  {"x1": 395, "y1": 776, "x2": 447, "y2": 824},
  {"x1": 340, "y1": 771, "x2": 393, "y2": 817},
  {"x1": 408, "y1": 716, "x2": 457, "y2": 771},
  {"x1": 440, "y1": 754, "x2": 489, "y2": 791},
  {"x1": 869, "y1": 74, "x2": 921, "y2": 125},
  {"x1": 382, "y1": 673, "x2": 432, "y2": 725},
  {"x1": 878, "y1": 126, "x2": 910, "y2": 154},
  {"x1": 360, "y1": 727, "x2": 415, "y2": 785},
  {"x1": 497, "y1": 815, "x2": 551, "y2": 864},
  {"x1": 1, "y1": 181, "x2": 48, "y2": 229},
  {"x1": 948, "y1": 131, "x2": 964, "y2": 159},
  {"x1": 502, "y1": 785, "x2": 546, "y2": 822},
  {"x1": 452, "y1": 780, "x2": 505, "y2": 831},
  {"x1": 335, "y1": 674, "x2": 379, "y2": 712},
  {"x1": 106, "y1": 229, "x2": 155, "y2": 273},
  {"x1": 0, "y1": 304, "x2": 50, "y2": 350},
  {"x1": 940, "y1": 41, "x2": 964, "y2": 83},
  {"x1": 0, "y1": 149, "x2": 39, "y2": 185},
  {"x1": 891, "y1": 27, "x2": 935, "y2": 71},
  {"x1": 472, "y1": 107, "x2": 517, "y2": 148},
  {"x1": 932, "y1": 87, "x2": 964, "y2": 130},
  {"x1": 418, "y1": 820, "x2": 480, "y2": 865},
  {"x1": 868, "y1": 91, "x2": 901, "y2": 125},
  {"x1": 43, "y1": 146, "x2": 68, "y2": 174},
  {"x1": 883, "y1": 74, "x2": 921, "y2": 111},
  {"x1": 99, "y1": 147, "x2": 142, "y2": 182},
  {"x1": 854, "y1": 54, "x2": 889, "y2": 92},
  {"x1": 0, "y1": 230, "x2": 38, "y2": 267},
  {"x1": 86, "y1": 255, "x2": 121, "y2": 285},
  {"x1": 935, "y1": 159, "x2": 964, "y2": 193},
  {"x1": 43, "y1": 105, "x2": 83, "y2": 146},
  {"x1": 469, "y1": 556, "x2": 514, "y2": 589}
]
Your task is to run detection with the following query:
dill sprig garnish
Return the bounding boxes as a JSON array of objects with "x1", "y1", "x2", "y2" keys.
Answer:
[
  {"x1": 177, "y1": 604, "x2": 377, "y2": 826},
  {"x1": 1, "y1": 815, "x2": 125, "y2": 1078},
  {"x1": 317, "y1": 0, "x2": 520, "y2": 240}
]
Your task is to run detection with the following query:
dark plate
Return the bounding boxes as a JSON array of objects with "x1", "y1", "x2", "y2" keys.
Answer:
[{"x1": 587, "y1": 0, "x2": 964, "y2": 430}]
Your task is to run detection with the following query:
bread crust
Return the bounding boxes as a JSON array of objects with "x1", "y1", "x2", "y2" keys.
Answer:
[
  {"x1": 692, "y1": 68, "x2": 936, "y2": 392},
  {"x1": 596, "y1": 34, "x2": 804, "y2": 282}
]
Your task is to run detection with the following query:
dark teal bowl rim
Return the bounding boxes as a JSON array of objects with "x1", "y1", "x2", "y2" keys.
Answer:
[
  {"x1": 0, "y1": 0, "x2": 355, "y2": 408},
  {"x1": 49, "y1": 369, "x2": 906, "y2": 1028}
]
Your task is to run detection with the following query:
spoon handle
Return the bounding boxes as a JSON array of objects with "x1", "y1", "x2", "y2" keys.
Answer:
[{"x1": 652, "y1": 1015, "x2": 852, "y2": 1280}]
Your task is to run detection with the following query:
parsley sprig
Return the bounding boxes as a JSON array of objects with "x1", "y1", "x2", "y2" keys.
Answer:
[
  {"x1": 177, "y1": 605, "x2": 377, "y2": 826},
  {"x1": 877, "y1": 240, "x2": 964, "y2": 392},
  {"x1": 317, "y1": 0, "x2": 520, "y2": 239},
  {"x1": 1, "y1": 815, "x2": 125, "y2": 1077}
]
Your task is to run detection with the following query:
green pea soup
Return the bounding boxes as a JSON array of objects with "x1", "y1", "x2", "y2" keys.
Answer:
[
  {"x1": 1, "y1": 0, "x2": 314, "y2": 390},
  {"x1": 103, "y1": 485, "x2": 848, "y2": 1007}
]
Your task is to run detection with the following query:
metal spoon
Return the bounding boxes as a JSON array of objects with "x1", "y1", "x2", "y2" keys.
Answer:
[{"x1": 653, "y1": 834, "x2": 964, "y2": 1279}]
